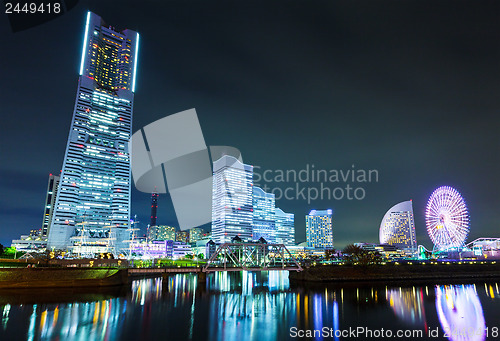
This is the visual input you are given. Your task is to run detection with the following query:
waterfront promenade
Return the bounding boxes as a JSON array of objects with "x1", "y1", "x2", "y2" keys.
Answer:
[{"x1": 290, "y1": 261, "x2": 500, "y2": 282}]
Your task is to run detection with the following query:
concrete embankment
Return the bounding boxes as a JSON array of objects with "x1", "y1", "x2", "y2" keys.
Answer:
[
  {"x1": 0, "y1": 268, "x2": 128, "y2": 288},
  {"x1": 289, "y1": 262, "x2": 500, "y2": 283}
]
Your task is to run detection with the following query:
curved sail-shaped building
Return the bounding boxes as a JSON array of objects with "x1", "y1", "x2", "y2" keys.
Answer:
[{"x1": 379, "y1": 200, "x2": 416, "y2": 253}]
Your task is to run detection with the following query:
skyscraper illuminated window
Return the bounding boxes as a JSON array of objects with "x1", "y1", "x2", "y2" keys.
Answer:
[
  {"x1": 306, "y1": 209, "x2": 333, "y2": 249},
  {"x1": 48, "y1": 12, "x2": 139, "y2": 252},
  {"x1": 379, "y1": 200, "x2": 416, "y2": 253},
  {"x1": 211, "y1": 155, "x2": 253, "y2": 244},
  {"x1": 252, "y1": 186, "x2": 276, "y2": 243}
]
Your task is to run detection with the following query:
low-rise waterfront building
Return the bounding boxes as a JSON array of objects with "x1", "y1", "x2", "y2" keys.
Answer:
[
  {"x1": 130, "y1": 240, "x2": 174, "y2": 258},
  {"x1": 11, "y1": 234, "x2": 47, "y2": 252},
  {"x1": 172, "y1": 242, "x2": 192, "y2": 259},
  {"x1": 354, "y1": 242, "x2": 409, "y2": 260}
]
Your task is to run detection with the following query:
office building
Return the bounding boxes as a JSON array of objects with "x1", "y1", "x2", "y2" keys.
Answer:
[
  {"x1": 176, "y1": 230, "x2": 189, "y2": 244},
  {"x1": 48, "y1": 12, "x2": 139, "y2": 253},
  {"x1": 379, "y1": 200, "x2": 417, "y2": 253},
  {"x1": 306, "y1": 209, "x2": 333, "y2": 249},
  {"x1": 188, "y1": 228, "x2": 204, "y2": 244},
  {"x1": 148, "y1": 225, "x2": 176, "y2": 241},
  {"x1": 275, "y1": 208, "x2": 295, "y2": 246},
  {"x1": 252, "y1": 187, "x2": 276, "y2": 243},
  {"x1": 41, "y1": 173, "x2": 60, "y2": 238},
  {"x1": 211, "y1": 155, "x2": 253, "y2": 244}
]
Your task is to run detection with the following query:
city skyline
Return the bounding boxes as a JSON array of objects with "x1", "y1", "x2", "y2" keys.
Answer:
[
  {"x1": 1, "y1": 1, "x2": 499, "y2": 249},
  {"x1": 1, "y1": 2, "x2": 500, "y2": 340}
]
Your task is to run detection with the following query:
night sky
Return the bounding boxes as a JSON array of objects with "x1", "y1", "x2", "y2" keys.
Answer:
[{"x1": 1, "y1": 0, "x2": 499, "y2": 249}]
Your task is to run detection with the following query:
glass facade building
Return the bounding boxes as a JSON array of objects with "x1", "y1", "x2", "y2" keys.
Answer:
[
  {"x1": 379, "y1": 200, "x2": 417, "y2": 253},
  {"x1": 211, "y1": 155, "x2": 253, "y2": 244},
  {"x1": 306, "y1": 209, "x2": 333, "y2": 249},
  {"x1": 252, "y1": 186, "x2": 276, "y2": 243},
  {"x1": 275, "y1": 208, "x2": 295, "y2": 246},
  {"x1": 48, "y1": 12, "x2": 139, "y2": 252}
]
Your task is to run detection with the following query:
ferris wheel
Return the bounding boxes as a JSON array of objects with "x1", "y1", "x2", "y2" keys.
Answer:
[{"x1": 425, "y1": 186, "x2": 470, "y2": 250}]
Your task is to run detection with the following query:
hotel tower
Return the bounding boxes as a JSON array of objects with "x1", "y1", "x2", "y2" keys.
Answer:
[
  {"x1": 379, "y1": 200, "x2": 417, "y2": 254},
  {"x1": 306, "y1": 209, "x2": 333, "y2": 249},
  {"x1": 48, "y1": 12, "x2": 139, "y2": 253}
]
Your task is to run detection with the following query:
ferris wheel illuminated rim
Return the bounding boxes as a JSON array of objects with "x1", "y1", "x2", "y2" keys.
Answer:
[{"x1": 425, "y1": 186, "x2": 469, "y2": 250}]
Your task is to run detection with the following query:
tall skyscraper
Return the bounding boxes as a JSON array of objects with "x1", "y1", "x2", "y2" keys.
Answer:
[
  {"x1": 150, "y1": 192, "x2": 158, "y2": 227},
  {"x1": 275, "y1": 208, "x2": 295, "y2": 246},
  {"x1": 41, "y1": 173, "x2": 60, "y2": 238},
  {"x1": 211, "y1": 155, "x2": 253, "y2": 244},
  {"x1": 48, "y1": 12, "x2": 139, "y2": 252},
  {"x1": 252, "y1": 187, "x2": 276, "y2": 243},
  {"x1": 379, "y1": 200, "x2": 417, "y2": 253},
  {"x1": 306, "y1": 209, "x2": 333, "y2": 249}
]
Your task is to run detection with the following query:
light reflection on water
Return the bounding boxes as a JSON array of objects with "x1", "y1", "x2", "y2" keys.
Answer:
[
  {"x1": 435, "y1": 285, "x2": 486, "y2": 341},
  {"x1": 387, "y1": 287, "x2": 427, "y2": 328},
  {"x1": 0, "y1": 272, "x2": 499, "y2": 341}
]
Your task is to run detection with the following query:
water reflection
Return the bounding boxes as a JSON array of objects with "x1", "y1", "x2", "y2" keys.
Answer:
[
  {"x1": 0, "y1": 273, "x2": 498, "y2": 340},
  {"x1": 208, "y1": 271, "x2": 291, "y2": 340},
  {"x1": 483, "y1": 282, "x2": 500, "y2": 299},
  {"x1": 435, "y1": 285, "x2": 486, "y2": 341},
  {"x1": 205, "y1": 272, "x2": 340, "y2": 341},
  {"x1": 2, "y1": 304, "x2": 10, "y2": 330},
  {"x1": 387, "y1": 287, "x2": 427, "y2": 328},
  {"x1": 20, "y1": 297, "x2": 126, "y2": 340}
]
